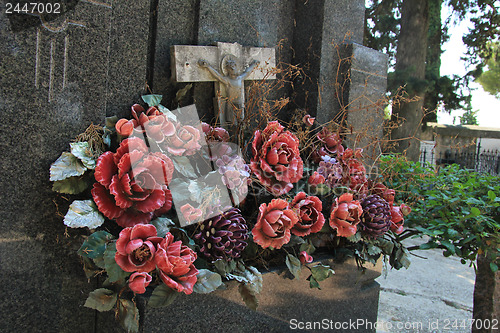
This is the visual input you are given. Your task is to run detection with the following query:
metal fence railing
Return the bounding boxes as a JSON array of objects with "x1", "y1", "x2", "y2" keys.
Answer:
[{"x1": 420, "y1": 148, "x2": 500, "y2": 175}]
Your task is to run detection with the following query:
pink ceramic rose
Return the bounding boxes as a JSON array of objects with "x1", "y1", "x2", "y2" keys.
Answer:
[
  {"x1": 329, "y1": 193, "x2": 363, "y2": 237},
  {"x1": 154, "y1": 232, "x2": 198, "y2": 295},
  {"x1": 115, "y1": 224, "x2": 163, "y2": 273}
]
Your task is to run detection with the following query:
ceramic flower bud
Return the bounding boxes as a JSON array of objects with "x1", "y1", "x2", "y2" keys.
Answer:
[
  {"x1": 252, "y1": 198, "x2": 299, "y2": 249},
  {"x1": 312, "y1": 128, "x2": 344, "y2": 162},
  {"x1": 194, "y1": 208, "x2": 249, "y2": 261},
  {"x1": 302, "y1": 114, "x2": 315, "y2": 127},
  {"x1": 299, "y1": 251, "x2": 313, "y2": 264},
  {"x1": 180, "y1": 203, "x2": 204, "y2": 224},
  {"x1": 115, "y1": 224, "x2": 163, "y2": 273},
  {"x1": 202, "y1": 122, "x2": 230, "y2": 142},
  {"x1": 360, "y1": 194, "x2": 392, "y2": 238},
  {"x1": 400, "y1": 203, "x2": 411, "y2": 216},
  {"x1": 329, "y1": 193, "x2": 363, "y2": 237},
  {"x1": 115, "y1": 104, "x2": 162, "y2": 137},
  {"x1": 128, "y1": 272, "x2": 152, "y2": 294},
  {"x1": 115, "y1": 118, "x2": 135, "y2": 137},
  {"x1": 390, "y1": 205, "x2": 405, "y2": 234}
]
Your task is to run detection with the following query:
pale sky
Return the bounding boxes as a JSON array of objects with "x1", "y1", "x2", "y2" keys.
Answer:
[{"x1": 438, "y1": 7, "x2": 500, "y2": 128}]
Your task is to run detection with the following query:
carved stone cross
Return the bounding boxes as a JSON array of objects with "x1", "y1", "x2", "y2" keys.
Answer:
[{"x1": 171, "y1": 42, "x2": 276, "y2": 127}]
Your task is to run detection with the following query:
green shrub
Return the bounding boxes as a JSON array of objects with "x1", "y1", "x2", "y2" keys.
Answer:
[{"x1": 379, "y1": 155, "x2": 500, "y2": 271}]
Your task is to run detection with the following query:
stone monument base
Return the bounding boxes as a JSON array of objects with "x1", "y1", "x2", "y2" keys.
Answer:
[{"x1": 142, "y1": 257, "x2": 382, "y2": 333}]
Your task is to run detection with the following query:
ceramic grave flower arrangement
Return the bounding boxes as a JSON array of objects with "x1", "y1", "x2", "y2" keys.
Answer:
[{"x1": 50, "y1": 94, "x2": 412, "y2": 332}]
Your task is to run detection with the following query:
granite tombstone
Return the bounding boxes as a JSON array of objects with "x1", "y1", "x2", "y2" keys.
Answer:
[{"x1": 0, "y1": 1, "x2": 149, "y2": 332}]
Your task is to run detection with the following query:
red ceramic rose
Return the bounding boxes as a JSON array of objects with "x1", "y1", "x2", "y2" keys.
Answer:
[
  {"x1": 180, "y1": 203, "x2": 203, "y2": 224},
  {"x1": 92, "y1": 137, "x2": 174, "y2": 227},
  {"x1": 343, "y1": 158, "x2": 368, "y2": 194},
  {"x1": 252, "y1": 198, "x2": 299, "y2": 249},
  {"x1": 128, "y1": 272, "x2": 152, "y2": 294},
  {"x1": 154, "y1": 232, "x2": 198, "y2": 295},
  {"x1": 115, "y1": 224, "x2": 163, "y2": 272},
  {"x1": 371, "y1": 182, "x2": 395, "y2": 204},
  {"x1": 202, "y1": 122, "x2": 230, "y2": 142},
  {"x1": 116, "y1": 104, "x2": 162, "y2": 137},
  {"x1": 158, "y1": 120, "x2": 202, "y2": 156},
  {"x1": 329, "y1": 193, "x2": 363, "y2": 237},
  {"x1": 250, "y1": 121, "x2": 303, "y2": 196},
  {"x1": 290, "y1": 192, "x2": 325, "y2": 237},
  {"x1": 308, "y1": 171, "x2": 325, "y2": 186}
]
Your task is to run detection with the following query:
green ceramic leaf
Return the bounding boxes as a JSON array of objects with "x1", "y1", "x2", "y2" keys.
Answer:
[
  {"x1": 214, "y1": 259, "x2": 237, "y2": 277},
  {"x1": 299, "y1": 242, "x2": 316, "y2": 255},
  {"x1": 284, "y1": 235, "x2": 305, "y2": 247},
  {"x1": 174, "y1": 83, "x2": 193, "y2": 105},
  {"x1": 347, "y1": 232, "x2": 362, "y2": 243},
  {"x1": 118, "y1": 299, "x2": 139, "y2": 333},
  {"x1": 70, "y1": 142, "x2": 96, "y2": 169},
  {"x1": 366, "y1": 243, "x2": 382, "y2": 256},
  {"x1": 52, "y1": 176, "x2": 88, "y2": 194},
  {"x1": 193, "y1": 269, "x2": 223, "y2": 294},
  {"x1": 50, "y1": 152, "x2": 87, "y2": 181},
  {"x1": 64, "y1": 200, "x2": 105, "y2": 229},
  {"x1": 285, "y1": 254, "x2": 301, "y2": 279},
  {"x1": 104, "y1": 242, "x2": 130, "y2": 283},
  {"x1": 84, "y1": 288, "x2": 117, "y2": 312},
  {"x1": 77, "y1": 230, "x2": 114, "y2": 259},
  {"x1": 314, "y1": 184, "x2": 331, "y2": 195},
  {"x1": 158, "y1": 105, "x2": 177, "y2": 121},
  {"x1": 310, "y1": 264, "x2": 334, "y2": 282},
  {"x1": 105, "y1": 115, "x2": 118, "y2": 129},
  {"x1": 308, "y1": 275, "x2": 320, "y2": 289},
  {"x1": 151, "y1": 217, "x2": 175, "y2": 237},
  {"x1": 142, "y1": 94, "x2": 163, "y2": 107},
  {"x1": 238, "y1": 283, "x2": 258, "y2": 310},
  {"x1": 170, "y1": 156, "x2": 198, "y2": 179},
  {"x1": 148, "y1": 284, "x2": 179, "y2": 308}
]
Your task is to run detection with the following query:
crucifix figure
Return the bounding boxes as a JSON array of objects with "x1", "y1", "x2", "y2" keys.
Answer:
[
  {"x1": 198, "y1": 57, "x2": 259, "y2": 125},
  {"x1": 171, "y1": 42, "x2": 276, "y2": 128}
]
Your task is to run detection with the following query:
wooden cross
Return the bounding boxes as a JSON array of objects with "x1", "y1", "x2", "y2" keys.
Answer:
[{"x1": 171, "y1": 42, "x2": 276, "y2": 127}]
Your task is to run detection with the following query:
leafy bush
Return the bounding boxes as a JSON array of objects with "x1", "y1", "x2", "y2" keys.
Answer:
[{"x1": 379, "y1": 155, "x2": 500, "y2": 271}]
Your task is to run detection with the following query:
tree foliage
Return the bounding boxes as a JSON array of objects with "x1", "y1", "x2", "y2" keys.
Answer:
[
  {"x1": 460, "y1": 109, "x2": 479, "y2": 125},
  {"x1": 448, "y1": 0, "x2": 500, "y2": 77},
  {"x1": 365, "y1": 0, "x2": 498, "y2": 117},
  {"x1": 476, "y1": 42, "x2": 500, "y2": 98}
]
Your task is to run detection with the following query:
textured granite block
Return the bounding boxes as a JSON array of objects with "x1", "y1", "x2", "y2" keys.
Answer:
[
  {"x1": 143, "y1": 257, "x2": 382, "y2": 333},
  {"x1": 151, "y1": 0, "x2": 198, "y2": 107},
  {"x1": 0, "y1": 1, "x2": 149, "y2": 331},
  {"x1": 292, "y1": 0, "x2": 366, "y2": 123},
  {"x1": 342, "y1": 43, "x2": 389, "y2": 166}
]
